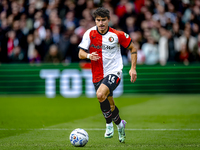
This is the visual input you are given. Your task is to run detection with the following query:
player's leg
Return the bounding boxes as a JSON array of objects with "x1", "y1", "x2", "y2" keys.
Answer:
[
  {"x1": 99, "y1": 74, "x2": 125, "y2": 140},
  {"x1": 95, "y1": 74, "x2": 124, "y2": 140},
  {"x1": 108, "y1": 96, "x2": 127, "y2": 143},
  {"x1": 96, "y1": 84, "x2": 111, "y2": 124},
  {"x1": 94, "y1": 79, "x2": 114, "y2": 138},
  {"x1": 107, "y1": 96, "x2": 115, "y2": 112},
  {"x1": 96, "y1": 83, "x2": 114, "y2": 138}
]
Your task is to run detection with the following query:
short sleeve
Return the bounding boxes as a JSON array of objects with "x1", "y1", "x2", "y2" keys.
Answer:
[
  {"x1": 118, "y1": 31, "x2": 132, "y2": 49},
  {"x1": 78, "y1": 30, "x2": 91, "y2": 51}
]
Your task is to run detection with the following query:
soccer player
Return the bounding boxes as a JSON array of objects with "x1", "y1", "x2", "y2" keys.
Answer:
[{"x1": 78, "y1": 7, "x2": 137, "y2": 143}]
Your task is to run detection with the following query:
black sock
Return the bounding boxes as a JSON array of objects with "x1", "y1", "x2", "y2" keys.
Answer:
[
  {"x1": 100, "y1": 99, "x2": 112, "y2": 123},
  {"x1": 112, "y1": 106, "x2": 121, "y2": 125}
]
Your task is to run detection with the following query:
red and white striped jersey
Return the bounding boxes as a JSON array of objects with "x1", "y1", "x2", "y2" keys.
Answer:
[{"x1": 78, "y1": 26, "x2": 132, "y2": 83}]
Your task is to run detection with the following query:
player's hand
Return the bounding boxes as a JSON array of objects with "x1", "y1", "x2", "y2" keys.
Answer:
[
  {"x1": 129, "y1": 69, "x2": 137, "y2": 83},
  {"x1": 90, "y1": 52, "x2": 100, "y2": 61}
]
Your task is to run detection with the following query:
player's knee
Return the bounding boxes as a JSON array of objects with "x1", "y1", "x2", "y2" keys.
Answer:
[{"x1": 96, "y1": 92, "x2": 106, "y2": 102}]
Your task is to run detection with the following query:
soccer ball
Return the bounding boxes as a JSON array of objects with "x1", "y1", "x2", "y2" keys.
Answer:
[{"x1": 69, "y1": 128, "x2": 89, "y2": 147}]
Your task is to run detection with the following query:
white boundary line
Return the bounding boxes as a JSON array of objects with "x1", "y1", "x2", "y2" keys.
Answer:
[{"x1": 0, "y1": 128, "x2": 200, "y2": 131}]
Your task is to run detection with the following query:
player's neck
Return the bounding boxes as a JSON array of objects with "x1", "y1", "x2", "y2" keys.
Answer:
[{"x1": 97, "y1": 26, "x2": 109, "y2": 35}]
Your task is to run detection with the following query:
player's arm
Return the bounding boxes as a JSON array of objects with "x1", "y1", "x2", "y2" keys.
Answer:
[
  {"x1": 127, "y1": 42, "x2": 137, "y2": 83},
  {"x1": 78, "y1": 48, "x2": 100, "y2": 61}
]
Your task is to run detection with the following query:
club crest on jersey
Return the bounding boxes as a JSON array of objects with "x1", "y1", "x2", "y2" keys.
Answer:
[
  {"x1": 124, "y1": 33, "x2": 129, "y2": 38},
  {"x1": 108, "y1": 36, "x2": 114, "y2": 42}
]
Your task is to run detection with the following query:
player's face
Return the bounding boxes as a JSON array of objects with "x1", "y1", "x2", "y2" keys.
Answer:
[{"x1": 95, "y1": 16, "x2": 109, "y2": 34}]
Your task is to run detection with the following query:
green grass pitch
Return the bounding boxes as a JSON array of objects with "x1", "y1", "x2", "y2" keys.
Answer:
[{"x1": 0, "y1": 94, "x2": 200, "y2": 150}]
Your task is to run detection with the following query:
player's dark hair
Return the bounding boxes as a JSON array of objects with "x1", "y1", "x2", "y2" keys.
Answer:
[{"x1": 93, "y1": 7, "x2": 110, "y2": 19}]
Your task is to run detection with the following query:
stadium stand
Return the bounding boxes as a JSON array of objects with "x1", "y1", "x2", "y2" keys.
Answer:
[{"x1": 0, "y1": 0, "x2": 200, "y2": 65}]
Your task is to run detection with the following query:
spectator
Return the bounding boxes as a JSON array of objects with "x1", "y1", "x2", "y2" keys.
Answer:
[
  {"x1": 51, "y1": 24, "x2": 61, "y2": 44},
  {"x1": 58, "y1": 28, "x2": 74, "y2": 58},
  {"x1": 64, "y1": 34, "x2": 80, "y2": 63},
  {"x1": 26, "y1": 4, "x2": 35, "y2": 30},
  {"x1": 48, "y1": 9, "x2": 59, "y2": 29},
  {"x1": 74, "y1": 19, "x2": 87, "y2": 39},
  {"x1": 172, "y1": 23, "x2": 182, "y2": 52},
  {"x1": 63, "y1": 11, "x2": 79, "y2": 31},
  {"x1": 165, "y1": 2, "x2": 177, "y2": 24},
  {"x1": 0, "y1": 42, "x2": 1, "y2": 60},
  {"x1": 9, "y1": 46, "x2": 25, "y2": 63},
  {"x1": 152, "y1": 4, "x2": 168, "y2": 27},
  {"x1": 10, "y1": 1, "x2": 21, "y2": 20},
  {"x1": 0, "y1": 0, "x2": 9, "y2": 13},
  {"x1": 115, "y1": 0, "x2": 129, "y2": 19},
  {"x1": 191, "y1": 23, "x2": 199, "y2": 38},
  {"x1": 158, "y1": 27, "x2": 168, "y2": 66},
  {"x1": 82, "y1": 8, "x2": 93, "y2": 22},
  {"x1": 43, "y1": 29, "x2": 54, "y2": 59},
  {"x1": 136, "y1": 5, "x2": 148, "y2": 29},
  {"x1": 181, "y1": 0, "x2": 191, "y2": 24},
  {"x1": 7, "y1": 14, "x2": 14, "y2": 29},
  {"x1": 27, "y1": 33, "x2": 36, "y2": 62},
  {"x1": 0, "y1": 0, "x2": 200, "y2": 64},
  {"x1": 7, "y1": 30, "x2": 19, "y2": 58},
  {"x1": 124, "y1": 15, "x2": 138, "y2": 34},
  {"x1": 192, "y1": 4, "x2": 200, "y2": 25},
  {"x1": 129, "y1": 31, "x2": 143, "y2": 44},
  {"x1": 31, "y1": 30, "x2": 44, "y2": 62},
  {"x1": 141, "y1": 28, "x2": 151, "y2": 45},
  {"x1": 142, "y1": 36, "x2": 159, "y2": 65},
  {"x1": 34, "y1": 12, "x2": 46, "y2": 40},
  {"x1": 0, "y1": 17, "x2": 8, "y2": 32},
  {"x1": 144, "y1": 0, "x2": 155, "y2": 13},
  {"x1": 179, "y1": 28, "x2": 198, "y2": 61},
  {"x1": 74, "y1": 0, "x2": 87, "y2": 20},
  {"x1": 150, "y1": 20, "x2": 161, "y2": 42},
  {"x1": 134, "y1": 0, "x2": 145, "y2": 14},
  {"x1": 20, "y1": 14, "x2": 29, "y2": 36},
  {"x1": 179, "y1": 43, "x2": 190, "y2": 65},
  {"x1": 29, "y1": 49, "x2": 41, "y2": 64},
  {"x1": 86, "y1": 0, "x2": 95, "y2": 10},
  {"x1": 143, "y1": 11, "x2": 154, "y2": 29},
  {"x1": 12, "y1": 20, "x2": 26, "y2": 49},
  {"x1": 197, "y1": 33, "x2": 200, "y2": 61},
  {"x1": 119, "y1": 1, "x2": 135, "y2": 29},
  {"x1": 166, "y1": 30, "x2": 177, "y2": 63},
  {"x1": 0, "y1": 10, "x2": 7, "y2": 25},
  {"x1": 44, "y1": 44, "x2": 62, "y2": 63}
]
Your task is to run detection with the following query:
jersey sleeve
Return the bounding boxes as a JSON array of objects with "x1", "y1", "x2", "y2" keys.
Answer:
[
  {"x1": 118, "y1": 31, "x2": 132, "y2": 49},
  {"x1": 78, "y1": 30, "x2": 91, "y2": 51}
]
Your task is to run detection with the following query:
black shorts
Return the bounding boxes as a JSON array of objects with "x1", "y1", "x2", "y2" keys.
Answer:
[{"x1": 93, "y1": 74, "x2": 121, "y2": 97}]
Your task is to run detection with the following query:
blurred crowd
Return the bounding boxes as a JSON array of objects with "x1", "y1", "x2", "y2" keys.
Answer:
[{"x1": 0, "y1": 0, "x2": 200, "y2": 65}]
